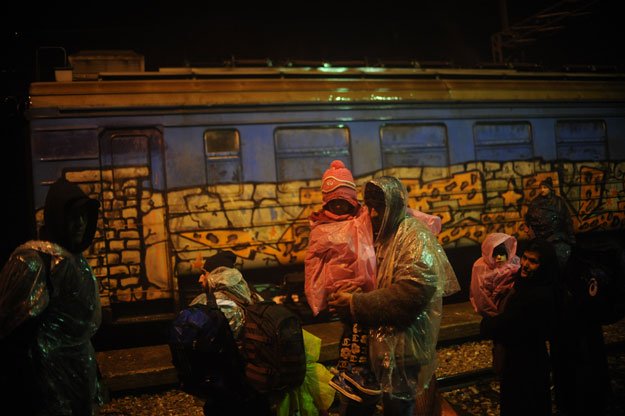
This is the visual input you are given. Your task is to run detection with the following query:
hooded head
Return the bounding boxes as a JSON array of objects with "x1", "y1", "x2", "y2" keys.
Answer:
[
  {"x1": 321, "y1": 160, "x2": 358, "y2": 212},
  {"x1": 481, "y1": 233, "x2": 518, "y2": 269},
  {"x1": 364, "y1": 176, "x2": 407, "y2": 244},
  {"x1": 40, "y1": 177, "x2": 100, "y2": 254},
  {"x1": 203, "y1": 251, "x2": 237, "y2": 273}
]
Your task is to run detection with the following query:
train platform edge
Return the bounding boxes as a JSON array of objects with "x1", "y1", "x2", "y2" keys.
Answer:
[{"x1": 96, "y1": 301, "x2": 481, "y2": 393}]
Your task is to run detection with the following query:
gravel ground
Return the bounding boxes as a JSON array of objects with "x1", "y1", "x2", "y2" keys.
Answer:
[
  {"x1": 99, "y1": 318, "x2": 625, "y2": 416},
  {"x1": 440, "y1": 319, "x2": 625, "y2": 416}
]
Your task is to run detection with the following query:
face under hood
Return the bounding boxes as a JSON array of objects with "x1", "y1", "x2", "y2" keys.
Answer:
[
  {"x1": 481, "y1": 233, "x2": 517, "y2": 268},
  {"x1": 40, "y1": 177, "x2": 100, "y2": 254},
  {"x1": 365, "y1": 176, "x2": 407, "y2": 245}
]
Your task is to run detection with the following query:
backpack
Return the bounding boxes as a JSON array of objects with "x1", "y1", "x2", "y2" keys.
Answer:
[
  {"x1": 168, "y1": 299, "x2": 245, "y2": 397},
  {"x1": 564, "y1": 237, "x2": 625, "y2": 325},
  {"x1": 240, "y1": 300, "x2": 306, "y2": 394}
]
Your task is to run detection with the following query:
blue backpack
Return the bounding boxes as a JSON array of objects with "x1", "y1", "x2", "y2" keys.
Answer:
[{"x1": 168, "y1": 300, "x2": 244, "y2": 396}]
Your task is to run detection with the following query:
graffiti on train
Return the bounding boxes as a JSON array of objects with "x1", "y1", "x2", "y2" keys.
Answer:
[{"x1": 39, "y1": 159, "x2": 625, "y2": 305}]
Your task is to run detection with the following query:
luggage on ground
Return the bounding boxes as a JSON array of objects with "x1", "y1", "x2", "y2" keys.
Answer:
[{"x1": 168, "y1": 296, "x2": 244, "y2": 396}]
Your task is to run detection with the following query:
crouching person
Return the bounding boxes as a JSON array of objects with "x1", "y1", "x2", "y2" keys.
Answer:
[{"x1": 171, "y1": 251, "x2": 271, "y2": 415}]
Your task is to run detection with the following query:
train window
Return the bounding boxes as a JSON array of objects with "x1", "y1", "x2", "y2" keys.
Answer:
[
  {"x1": 111, "y1": 134, "x2": 150, "y2": 166},
  {"x1": 556, "y1": 120, "x2": 607, "y2": 160},
  {"x1": 203, "y1": 129, "x2": 241, "y2": 184},
  {"x1": 274, "y1": 126, "x2": 351, "y2": 181},
  {"x1": 380, "y1": 124, "x2": 449, "y2": 167},
  {"x1": 474, "y1": 122, "x2": 533, "y2": 161},
  {"x1": 32, "y1": 129, "x2": 99, "y2": 161}
]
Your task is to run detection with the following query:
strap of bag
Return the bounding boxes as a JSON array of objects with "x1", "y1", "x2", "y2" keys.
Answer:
[{"x1": 204, "y1": 283, "x2": 219, "y2": 310}]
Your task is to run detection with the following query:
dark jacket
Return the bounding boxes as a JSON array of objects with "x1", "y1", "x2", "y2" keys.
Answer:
[
  {"x1": 480, "y1": 241, "x2": 558, "y2": 416},
  {"x1": 525, "y1": 190, "x2": 575, "y2": 246}
]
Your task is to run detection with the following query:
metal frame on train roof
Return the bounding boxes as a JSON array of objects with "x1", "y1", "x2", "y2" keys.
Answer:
[
  {"x1": 28, "y1": 65, "x2": 625, "y2": 111},
  {"x1": 93, "y1": 65, "x2": 625, "y2": 81}
]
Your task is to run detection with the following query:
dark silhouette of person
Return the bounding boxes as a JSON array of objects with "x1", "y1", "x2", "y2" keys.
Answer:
[
  {"x1": 0, "y1": 176, "x2": 103, "y2": 415},
  {"x1": 480, "y1": 239, "x2": 559, "y2": 416},
  {"x1": 525, "y1": 177, "x2": 575, "y2": 268}
]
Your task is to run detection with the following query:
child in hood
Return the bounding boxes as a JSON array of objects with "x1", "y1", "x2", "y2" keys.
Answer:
[
  {"x1": 470, "y1": 233, "x2": 520, "y2": 317},
  {"x1": 470, "y1": 233, "x2": 521, "y2": 383},
  {"x1": 304, "y1": 160, "x2": 379, "y2": 402}
]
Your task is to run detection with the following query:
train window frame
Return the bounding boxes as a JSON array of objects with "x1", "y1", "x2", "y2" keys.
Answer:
[
  {"x1": 203, "y1": 128, "x2": 242, "y2": 187},
  {"x1": 32, "y1": 128, "x2": 99, "y2": 161},
  {"x1": 273, "y1": 125, "x2": 352, "y2": 184},
  {"x1": 379, "y1": 123, "x2": 450, "y2": 168},
  {"x1": 555, "y1": 119, "x2": 608, "y2": 161},
  {"x1": 473, "y1": 121, "x2": 534, "y2": 161}
]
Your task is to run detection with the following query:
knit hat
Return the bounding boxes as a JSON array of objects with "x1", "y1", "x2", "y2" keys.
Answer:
[
  {"x1": 321, "y1": 160, "x2": 358, "y2": 207},
  {"x1": 203, "y1": 251, "x2": 237, "y2": 273}
]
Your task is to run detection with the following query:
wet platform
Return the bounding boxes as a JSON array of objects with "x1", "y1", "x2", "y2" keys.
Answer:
[{"x1": 97, "y1": 301, "x2": 481, "y2": 393}]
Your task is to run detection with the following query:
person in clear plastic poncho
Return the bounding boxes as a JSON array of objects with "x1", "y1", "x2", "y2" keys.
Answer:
[
  {"x1": 191, "y1": 250, "x2": 260, "y2": 339},
  {"x1": 329, "y1": 176, "x2": 460, "y2": 416},
  {"x1": 0, "y1": 177, "x2": 103, "y2": 415}
]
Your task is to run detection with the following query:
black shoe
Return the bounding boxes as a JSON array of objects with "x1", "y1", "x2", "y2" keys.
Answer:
[
  {"x1": 329, "y1": 374, "x2": 363, "y2": 403},
  {"x1": 342, "y1": 369, "x2": 382, "y2": 396}
]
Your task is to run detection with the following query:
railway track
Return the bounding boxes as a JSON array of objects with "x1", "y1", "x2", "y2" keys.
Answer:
[
  {"x1": 439, "y1": 337, "x2": 625, "y2": 416},
  {"x1": 98, "y1": 324, "x2": 625, "y2": 415},
  {"x1": 437, "y1": 367, "x2": 496, "y2": 392}
]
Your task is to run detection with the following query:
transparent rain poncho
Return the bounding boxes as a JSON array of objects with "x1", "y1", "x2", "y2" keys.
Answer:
[
  {"x1": 0, "y1": 240, "x2": 103, "y2": 414},
  {"x1": 364, "y1": 177, "x2": 460, "y2": 399},
  {"x1": 190, "y1": 266, "x2": 259, "y2": 338},
  {"x1": 406, "y1": 207, "x2": 442, "y2": 236}
]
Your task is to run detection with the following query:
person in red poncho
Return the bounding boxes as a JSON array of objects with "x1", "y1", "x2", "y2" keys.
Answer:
[{"x1": 304, "y1": 160, "x2": 380, "y2": 403}]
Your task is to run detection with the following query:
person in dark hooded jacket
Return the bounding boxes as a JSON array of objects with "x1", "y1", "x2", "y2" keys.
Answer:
[
  {"x1": 480, "y1": 238, "x2": 559, "y2": 416},
  {"x1": 0, "y1": 176, "x2": 103, "y2": 415},
  {"x1": 525, "y1": 177, "x2": 575, "y2": 268}
]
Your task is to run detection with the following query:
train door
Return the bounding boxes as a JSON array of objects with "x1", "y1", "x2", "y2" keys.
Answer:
[{"x1": 99, "y1": 128, "x2": 173, "y2": 318}]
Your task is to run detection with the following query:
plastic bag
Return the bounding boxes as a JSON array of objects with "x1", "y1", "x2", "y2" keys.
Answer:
[
  {"x1": 276, "y1": 330, "x2": 335, "y2": 416},
  {"x1": 305, "y1": 207, "x2": 376, "y2": 316}
]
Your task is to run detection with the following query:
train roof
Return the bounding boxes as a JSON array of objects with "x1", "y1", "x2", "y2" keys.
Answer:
[{"x1": 29, "y1": 65, "x2": 625, "y2": 111}]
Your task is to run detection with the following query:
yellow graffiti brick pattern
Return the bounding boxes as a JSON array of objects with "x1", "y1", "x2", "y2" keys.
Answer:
[{"x1": 50, "y1": 159, "x2": 625, "y2": 305}]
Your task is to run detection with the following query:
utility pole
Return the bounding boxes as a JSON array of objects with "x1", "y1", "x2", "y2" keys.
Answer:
[{"x1": 491, "y1": 0, "x2": 598, "y2": 64}]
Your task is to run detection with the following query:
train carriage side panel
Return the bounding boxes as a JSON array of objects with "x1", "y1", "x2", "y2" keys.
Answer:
[{"x1": 27, "y1": 69, "x2": 625, "y2": 320}]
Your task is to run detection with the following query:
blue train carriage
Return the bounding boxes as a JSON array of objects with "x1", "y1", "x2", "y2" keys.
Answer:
[{"x1": 27, "y1": 65, "x2": 625, "y2": 320}]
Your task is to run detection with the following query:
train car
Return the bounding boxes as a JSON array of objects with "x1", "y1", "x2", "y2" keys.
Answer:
[{"x1": 27, "y1": 58, "x2": 625, "y2": 323}]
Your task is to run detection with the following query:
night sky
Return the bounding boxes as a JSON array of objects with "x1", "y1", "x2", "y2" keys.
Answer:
[
  {"x1": 2, "y1": 0, "x2": 624, "y2": 87},
  {"x1": 1, "y1": 0, "x2": 624, "y2": 262}
]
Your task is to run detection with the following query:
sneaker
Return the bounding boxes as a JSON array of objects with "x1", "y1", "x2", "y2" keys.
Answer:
[
  {"x1": 342, "y1": 369, "x2": 382, "y2": 396},
  {"x1": 329, "y1": 374, "x2": 363, "y2": 403}
]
